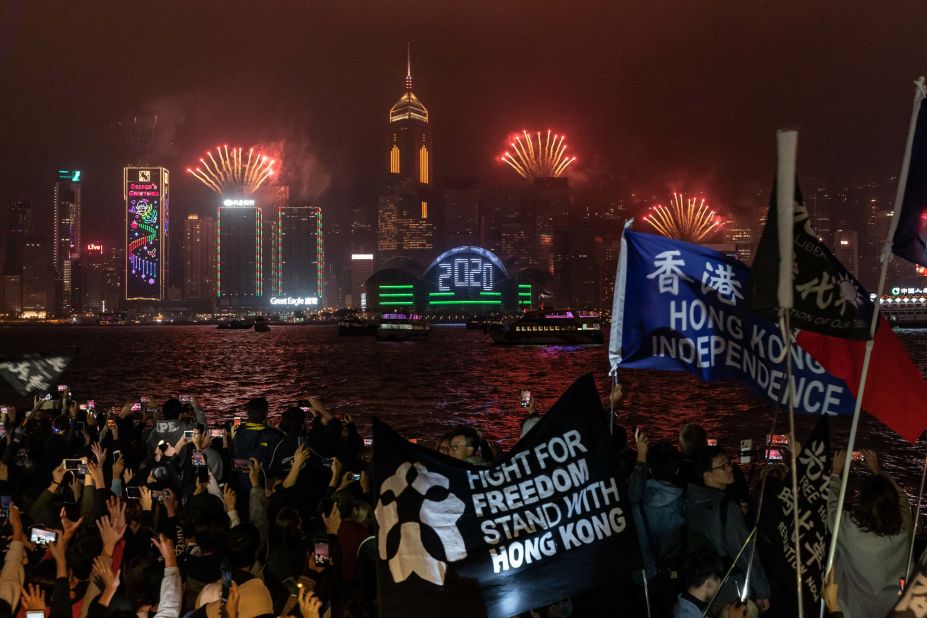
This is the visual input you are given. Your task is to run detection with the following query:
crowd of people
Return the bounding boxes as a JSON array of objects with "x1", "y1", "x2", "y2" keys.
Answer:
[{"x1": 0, "y1": 386, "x2": 917, "y2": 618}]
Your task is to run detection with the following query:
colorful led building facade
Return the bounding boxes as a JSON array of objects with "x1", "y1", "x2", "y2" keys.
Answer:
[
  {"x1": 217, "y1": 199, "x2": 262, "y2": 308},
  {"x1": 377, "y1": 47, "x2": 434, "y2": 261},
  {"x1": 124, "y1": 167, "x2": 169, "y2": 301},
  {"x1": 273, "y1": 204, "x2": 324, "y2": 304}
]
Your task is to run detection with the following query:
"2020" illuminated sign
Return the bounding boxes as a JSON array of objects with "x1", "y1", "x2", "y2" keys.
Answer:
[{"x1": 437, "y1": 257, "x2": 495, "y2": 291}]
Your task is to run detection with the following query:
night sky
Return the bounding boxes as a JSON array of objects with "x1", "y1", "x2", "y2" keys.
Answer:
[{"x1": 2, "y1": 1, "x2": 927, "y2": 247}]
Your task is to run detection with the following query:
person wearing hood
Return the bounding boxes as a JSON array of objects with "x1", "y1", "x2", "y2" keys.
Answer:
[
  {"x1": 630, "y1": 430, "x2": 686, "y2": 615},
  {"x1": 686, "y1": 446, "x2": 770, "y2": 614}
]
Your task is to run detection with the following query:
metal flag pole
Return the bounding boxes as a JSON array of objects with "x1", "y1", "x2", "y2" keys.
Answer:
[
  {"x1": 781, "y1": 312, "x2": 804, "y2": 617},
  {"x1": 824, "y1": 77, "x2": 927, "y2": 576},
  {"x1": 701, "y1": 528, "x2": 758, "y2": 618},
  {"x1": 905, "y1": 452, "x2": 927, "y2": 586}
]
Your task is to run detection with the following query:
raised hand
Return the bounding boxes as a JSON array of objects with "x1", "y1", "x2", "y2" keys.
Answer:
[
  {"x1": 21, "y1": 583, "x2": 47, "y2": 611},
  {"x1": 106, "y1": 497, "x2": 126, "y2": 530},
  {"x1": 248, "y1": 458, "x2": 261, "y2": 487},
  {"x1": 223, "y1": 485, "x2": 237, "y2": 512},
  {"x1": 52, "y1": 463, "x2": 66, "y2": 485},
  {"x1": 161, "y1": 488, "x2": 178, "y2": 518},
  {"x1": 833, "y1": 449, "x2": 847, "y2": 477},
  {"x1": 112, "y1": 453, "x2": 125, "y2": 480},
  {"x1": 323, "y1": 501, "x2": 342, "y2": 535},
  {"x1": 151, "y1": 533, "x2": 177, "y2": 568},
  {"x1": 862, "y1": 448, "x2": 881, "y2": 475},
  {"x1": 87, "y1": 460, "x2": 105, "y2": 488},
  {"x1": 139, "y1": 486, "x2": 153, "y2": 512},
  {"x1": 59, "y1": 507, "x2": 84, "y2": 542},
  {"x1": 297, "y1": 586, "x2": 322, "y2": 618},
  {"x1": 92, "y1": 555, "x2": 121, "y2": 593},
  {"x1": 10, "y1": 504, "x2": 24, "y2": 542},
  {"x1": 635, "y1": 429, "x2": 649, "y2": 463},
  {"x1": 292, "y1": 444, "x2": 310, "y2": 468},
  {"x1": 96, "y1": 513, "x2": 126, "y2": 557},
  {"x1": 91, "y1": 442, "x2": 107, "y2": 465}
]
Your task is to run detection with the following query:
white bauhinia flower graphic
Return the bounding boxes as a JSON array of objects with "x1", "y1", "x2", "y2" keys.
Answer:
[{"x1": 375, "y1": 461, "x2": 467, "y2": 585}]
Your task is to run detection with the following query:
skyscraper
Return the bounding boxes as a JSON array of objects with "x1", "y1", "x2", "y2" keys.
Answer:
[
  {"x1": 3, "y1": 201, "x2": 30, "y2": 313},
  {"x1": 377, "y1": 47, "x2": 434, "y2": 262},
  {"x1": 82, "y1": 242, "x2": 107, "y2": 312},
  {"x1": 275, "y1": 205, "x2": 324, "y2": 301},
  {"x1": 182, "y1": 214, "x2": 218, "y2": 302},
  {"x1": 443, "y1": 178, "x2": 481, "y2": 248},
  {"x1": 22, "y1": 235, "x2": 54, "y2": 317},
  {"x1": 218, "y1": 198, "x2": 263, "y2": 308},
  {"x1": 124, "y1": 167, "x2": 169, "y2": 301},
  {"x1": 53, "y1": 170, "x2": 81, "y2": 314}
]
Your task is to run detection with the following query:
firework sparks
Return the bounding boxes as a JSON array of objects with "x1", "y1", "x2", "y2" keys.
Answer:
[
  {"x1": 186, "y1": 145, "x2": 276, "y2": 196},
  {"x1": 643, "y1": 193, "x2": 727, "y2": 243},
  {"x1": 499, "y1": 130, "x2": 576, "y2": 178}
]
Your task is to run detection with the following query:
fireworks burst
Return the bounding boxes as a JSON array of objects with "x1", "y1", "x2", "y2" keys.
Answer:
[
  {"x1": 499, "y1": 130, "x2": 576, "y2": 178},
  {"x1": 186, "y1": 145, "x2": 276, "y2": 196},
  {"x1": 644, "y1": 193, "x2": 727, "y2": 243}
]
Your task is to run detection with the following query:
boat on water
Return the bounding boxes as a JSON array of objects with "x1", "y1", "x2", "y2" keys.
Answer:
[
  {"x1": 490, "y1": 309, "x2": 604, "y2": 345},
  {"x1": 338, "y1": 314, "x2": 378, "y2": 336},
  {"x1": 217, "y1": 319, "x2": 254, "y2": 330},
  {"x1": 377, "y1": 312, "x2": 430, "y2": 342}
]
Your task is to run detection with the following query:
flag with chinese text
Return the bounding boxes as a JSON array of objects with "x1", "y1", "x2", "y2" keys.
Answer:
[{"x1": 609, "y1": 228, "x2": 856, "y2": 415}]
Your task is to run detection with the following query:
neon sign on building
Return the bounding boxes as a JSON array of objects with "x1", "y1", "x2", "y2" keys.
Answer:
[{"x1": 124, "y1": 167, "x2": 169, "y2": 301}]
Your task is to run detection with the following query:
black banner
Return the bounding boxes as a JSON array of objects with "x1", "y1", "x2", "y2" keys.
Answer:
[
  {"x1": 748, "y1": 180, "x2": 873, "y2": 339},
  {"x1": 771, "y1": 416, "x2": 830, "y2": 614},
  {"x1": 373, "y1": 374, "x2": 641, "y2": 617},
  {"x1": 0, "y1": 354, "x2": 70, "y2": 396},
  {"x1": 892, "y1": 95, "x2": 927, "y2": 269}
]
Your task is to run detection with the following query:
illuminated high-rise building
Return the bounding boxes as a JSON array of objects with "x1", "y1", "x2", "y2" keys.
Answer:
[
  {"x1": 82, "y1": 243, "x2": 107, "y2": 312},
  {"x1": 53, "y1": 170, "x2": 81, "y2": 314},
  {"x1": 274, "y1": 204, "x2": 324, "y2": 301},
  {"x1": 182, "y1": 215, "x2": 218, "y2": 301},
  {"x1": 22, "y1": 235, "x2": 54, "y2": 317},
  {"x1": 443, "y1": 178, "x2": 480, "y2": 248},
  {"x1": 3, "y1": 201, "x2": 30, "y2": 314},
  {"x1": 348, "y1": 253, "x2": 374, "y2": 309},
  {"x1": 377, "y1": 46, "x2": 434, "y2": 262},
  {"x1": 218, "y1": 198, "x2": 263, "y2": 308},
  {"x1": 124, "y1": 167, "x2": 169, "y2": 301}
]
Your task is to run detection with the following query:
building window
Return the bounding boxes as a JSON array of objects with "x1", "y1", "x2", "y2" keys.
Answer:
[
  {"x1": 419, "y1": 145, "x2": 429, "y2": 184},
  {"x1": 390, "y1": 145, "x2": 400, "y2": 174},
  {"x1": 421, "y1": 201, "x2": 428, "y2": 219}
]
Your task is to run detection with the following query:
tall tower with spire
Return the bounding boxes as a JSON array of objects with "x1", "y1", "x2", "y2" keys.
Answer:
[{"x1": 378, "y1": 45, "x2": 435, "y2": 262}]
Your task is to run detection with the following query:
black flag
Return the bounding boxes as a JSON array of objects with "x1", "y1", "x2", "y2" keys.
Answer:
[
  {"x1": 889, "y1": 552, "x2": 927, "y2": 616},
  {"x1": 0, "y1": 354, "x2": 70, "y2": 396},
  {"x1": 748, "y1": 179, "x2": 874, "y2": 339},
  {"x1": 769, "y1": 416, "x2": 831, "y2": 614},
  {"x1": 892, "y1": 90, "x2": 927, "y2": 268},
  {"x1": 373, "y1": 374, "x2": 641, "y2": 617}
]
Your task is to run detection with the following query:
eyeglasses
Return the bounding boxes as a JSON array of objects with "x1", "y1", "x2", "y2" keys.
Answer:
[{"x1": 711, "y1": 460, "x2": 732, "y2": 472}]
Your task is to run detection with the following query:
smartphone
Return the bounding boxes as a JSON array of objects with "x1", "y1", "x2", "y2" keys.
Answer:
[
  {"x1": 520, "y1": 389, "x2": 531, "y2": 408},
  {"x1": 140, "y1": 397, "x2": 150, "y2": 404},
  {"x1": 64, "y1": 458, "x2": 86, "y2": 471},
  {"x1": 192, "y1": 451, "x2": 206, "y2": 467},
  {"x1": 321, "y1": 457, "x2": 334, "y2": 467},
  {"x1": 300, "y1": 406, "x2": 311, "y2": 413},
  {"x1": 233, "y1": 417, "x2": 242, "y2": 427},
  {"x1": 180, "y1": 394, "x2": 192, "y2": 403},
  {"x1": 765, "y1": 448, "x2": 784, "y2": 462},
  {"x1": 58, "y1": 385, "x2": 68, "y2": 393},
  {"x1": 150, "y1": 490, "x2": 164, "y2": 502},
  {"x1": 313, "y1": 539, "x2": 331, "y2": 566},
  {"x1": 112, "y1": 450, "x2": 121, "y2": 461},
  {"x1": 124, "y1": 486, "x2": 141, "y2": 500},
  {"x1": 852, "y1": 450, "x2": 865, "y2": 462},
  {"x1": 281, "y1": 577, "x2": 302, "y2": 596},
  {"x1": 767, "y1": 433, "x2": 790, "y2": 446},
  {"x1": 183, "y1": 429, "x2": 195, "y2": 440},
  {"x1": 157, "y1": 440, "x2": 167, "y2": 452},
  {"x1": 348, "y1": 472, "x2": 361, "y2": 482},
  {"x1": 131, "y1": 402, "x2": 142, "y2": 412},
  {"x1": 208, "y1": 428, "x2": 226, "y2": 439},
  {"x1": 408, "y1": 438, "x2": 418, "y2": 445},
  {"x1": 42, "y1": 394, "x2": 52, "y2": 401},
  {"x1": 232, "y1": 458, "x2": 251, "y2": 473},
  {"x1": 0, "y1": 495, "x2": 11, "y2": 519},
  {"x1": 79, "y1": 403, "x2": 87, "y2": 411},
  {"x1": 707, "y1": 438, "x2": 718, "y2": 446},
  {"x1": 221, "y1": 569, "x2": 233, "y2": 602},
  {"x1": 30, "y1": 527, "x2": 58, "y2": 545},
  {"x1": 363, "y1": 437, "x2": 373, "y2": 447},
  {"x1": 26, "y1": 611, "x2": 45, "y2": 618},
  {"x1": 87, "y1": 400, "x2": 95, "y2": 410}
]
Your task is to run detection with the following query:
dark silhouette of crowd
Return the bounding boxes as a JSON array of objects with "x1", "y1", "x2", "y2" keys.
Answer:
[{"x1": 0, "y1": 385, "x2": 916, "y2": 618}]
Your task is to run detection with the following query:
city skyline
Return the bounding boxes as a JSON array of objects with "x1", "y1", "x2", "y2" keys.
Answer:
[{"x1": 2, "y1": 2, "x2": 927, "y2": 252}]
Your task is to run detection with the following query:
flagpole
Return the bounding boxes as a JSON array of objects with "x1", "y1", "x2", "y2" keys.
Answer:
[
  {"x1": 825, "y1": 77, "x2": 927, "y2": 576},
  {"x1": 782, "y1": 312, "x2": 804, "y2": 617},
  {"x1": 905, "y1": 452, "x2": 927, "y2": 586}
]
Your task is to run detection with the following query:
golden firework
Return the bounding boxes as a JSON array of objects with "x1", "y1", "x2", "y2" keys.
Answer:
[
  {"x1": 500, "y1": 130, "x2": 576, "y2": 178},
  {"x1": 644, "y1": 193, "x2": 726, "y2": 243},
  {"x1": 187, "y1": 145, "x2": 276, "y2": 196}
]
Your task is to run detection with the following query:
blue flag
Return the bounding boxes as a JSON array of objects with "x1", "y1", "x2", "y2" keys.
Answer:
[
  {"x1": 892, "y1": 85, "x2": 927, "y2": 268},
  {"x1": 609, "y1": 228, "x2": 856, "y2": 416}
]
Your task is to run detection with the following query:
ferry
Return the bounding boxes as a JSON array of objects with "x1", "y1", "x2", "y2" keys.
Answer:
[
  {"x1": 338, "y1": 314, "x2": 378, "y2": 336},
  {"x1": 490, "y1": 310, "x2": 604, "y2": 345},
  {"x1": 377, "y1": 312, "x2": 430, "y2": 342}
]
